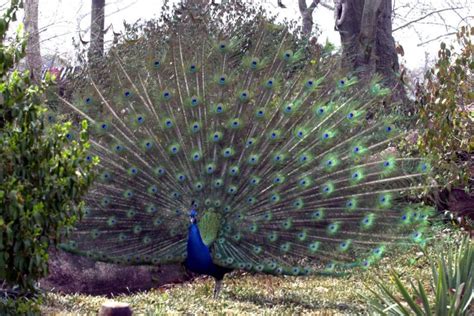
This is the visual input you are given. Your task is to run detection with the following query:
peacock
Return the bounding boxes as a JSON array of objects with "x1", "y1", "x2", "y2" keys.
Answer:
[{"x1": 53, "y1": 3, "x2": 434, "y2": 298}]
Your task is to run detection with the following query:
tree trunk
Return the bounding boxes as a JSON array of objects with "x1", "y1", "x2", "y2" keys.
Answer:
[
  {"x1": 24, "y1": 0, "x2": 42, "y2": 82},
  {"x1": 298, "y1": 0, "x2": 321, "y2": 37},
  {"x1": 89, "y1": 0, "x2": 105, "y2": 63},
  {"x1": 334, "y1": 0, "x2": 405, "y2": 101}
]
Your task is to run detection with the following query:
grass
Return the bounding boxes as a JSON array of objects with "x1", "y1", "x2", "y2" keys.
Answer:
[{"x1": 41, "y1": 226, "x2": 469, "y2": 315}]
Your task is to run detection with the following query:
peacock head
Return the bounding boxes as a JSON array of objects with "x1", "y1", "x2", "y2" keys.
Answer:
[
  {"x1": 189, "y1": 209, "x2": 198, "y2": 224},
  {"x1": 189, "y1": 200, "x2": 198, "y2": 224}
]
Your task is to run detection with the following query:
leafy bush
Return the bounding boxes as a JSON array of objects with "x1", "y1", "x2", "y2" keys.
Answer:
[
  {"x1": 363, "y1": 235, "x2": 473, "y2": 315},
  {"x1": 415, "y1": 26, "x2": 473, "y2": 190},
  {"x1": 0, "y1": 0, "x2": 96, "y2": 312}
]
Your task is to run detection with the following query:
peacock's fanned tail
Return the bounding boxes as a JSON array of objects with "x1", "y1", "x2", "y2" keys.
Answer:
[{"x1": 56, "y1": 6, "x2": 434, "y2": 275}]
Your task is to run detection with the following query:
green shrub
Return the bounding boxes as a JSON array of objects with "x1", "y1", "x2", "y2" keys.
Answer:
[
  {"x1": 0, "y1": 0, "x2": 97, "y2": 312},
  {"x1": 363, "y1": 236, "x2": 473, "y2": 315},
  {"x1": 415, "y1": 26, "x2": 473, "y2": 190}
]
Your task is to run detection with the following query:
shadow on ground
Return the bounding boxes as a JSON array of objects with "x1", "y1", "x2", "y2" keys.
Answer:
[
  {"x1": 225, "y1": 290, "x2": 363, "y2": 313},
  {"x1": 40, "y1": 248, "x2": 189, "y2": 296}
]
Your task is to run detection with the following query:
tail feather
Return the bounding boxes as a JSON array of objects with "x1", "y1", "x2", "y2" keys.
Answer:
[{"x1": 55, "y1": 5, "x2": 434, "y2": 274}]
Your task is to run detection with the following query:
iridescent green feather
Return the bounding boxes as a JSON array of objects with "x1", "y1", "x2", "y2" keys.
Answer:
[{"x1": 54, "y1": 3, "x2": 435, "y2": 276}]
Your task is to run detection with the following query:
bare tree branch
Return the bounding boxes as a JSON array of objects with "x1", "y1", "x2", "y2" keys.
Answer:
[
  {"x1": 319, "y1": 1, "x2": 334, "y2": 10},
  {"x1": 24, "y1": 0, "x2": 42, "y2": 81},
  {"x1": 393, "y1": 7, "x2": 463, "y2": 32},
  {"x1": 417, "y1": 31, "x2": 457, "y2": 46},
  {"x1": 89, "y1": 0, "x2": 105, "y2": 61},
  {"x1": 298, "y1": 0, "x2": 322, "y2": 36},
  {"x1": 308, "y1": 0, "x2": 321, "y2": 11}
]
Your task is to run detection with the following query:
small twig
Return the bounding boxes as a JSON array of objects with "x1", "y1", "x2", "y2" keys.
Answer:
[
  {"x1": 417, "y1": 32, "x2": 457, "y2": 46},
  {"x1": 393, "y1": 7, "x2": 463, "y2": 32}
]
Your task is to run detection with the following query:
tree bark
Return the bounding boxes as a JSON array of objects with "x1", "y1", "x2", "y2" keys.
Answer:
[
  {"x1": 334, "y1": 0, "x2": 405, "y2": 101},
  {"x1": 89, "y1": 0, "x2": 105, "y2": 62},
  {"x1": 24, "y1": 0, "x2": 42, "y2": 82},
  {"x1": 298, "y1": 0, "x2": 321, "y2": 37}
]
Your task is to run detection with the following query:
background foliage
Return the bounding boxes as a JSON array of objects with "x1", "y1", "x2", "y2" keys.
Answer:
[
  {"x1": 0, "y1": 0, "x2": 96, "y2": 313},
  {"x1": 416, "y1": 26, "x2": 473, "y2": 191}
]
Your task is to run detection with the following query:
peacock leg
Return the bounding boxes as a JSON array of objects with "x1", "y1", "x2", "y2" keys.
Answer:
[{"x1": 213, "y1": 279, "x2": 223, "y2": 299}]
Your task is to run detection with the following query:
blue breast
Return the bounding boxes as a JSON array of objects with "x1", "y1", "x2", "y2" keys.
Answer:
[{"x1": 185, "y1": 223, "x2": 217, "y2": 276}]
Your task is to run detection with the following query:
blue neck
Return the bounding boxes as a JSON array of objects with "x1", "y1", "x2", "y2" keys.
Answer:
[{"x1": 185, "y1": 222, "x2": 215, "y2": 275}]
